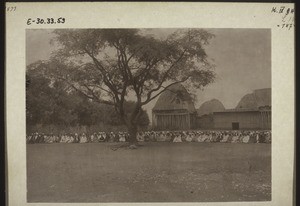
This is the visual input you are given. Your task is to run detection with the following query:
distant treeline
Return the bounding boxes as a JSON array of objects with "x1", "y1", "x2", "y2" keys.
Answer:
[{"x1": 26, "y1": 65, "x2": 150, "y2": 134}]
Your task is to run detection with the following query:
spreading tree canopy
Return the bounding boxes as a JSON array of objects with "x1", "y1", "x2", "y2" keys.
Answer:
[{"x1": 32, "y1": 28, "x2": 216, "y2": 143}]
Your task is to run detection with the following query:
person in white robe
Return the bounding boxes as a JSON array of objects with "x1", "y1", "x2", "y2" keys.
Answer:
[
  {"x1": 190, "y1": 132, "x2": 196, "y2": 142},
  {"x1": 90, "y1": 134, "x2": 95, "y2": 142},
  {"x1": 265, "y1": 131, "x2": 271, "y2": 143},
  {"x1": 231, "y1": 133, "x2": 239, "y2": 143},
  {"x1": 195, "y1": 132, "x2": 203, "y2": 142},
  {"x1": 185, "y1": 133, "x2": 193, "y2": 142},
  {"x1": 220, "y1": 132, "x2": 229, "y2": 143},
  {"x1": 60, "y1": 135, "x2": 65, "y2": 143},
  {"x1": 74, "y1": 133, "x2": 79, "y2": 143},
  {"x1": 160, "y1": 132, "x2": 167, "y2": 142},
  {"x1": 80, "y1": 133, "x2": 88, "y2": 143},
  {"x1": 98, "y1": 133, "x2": 105, "y2": 142},
  {"x1": 69, "y1": 135, "x2": 75, "y2": 143},
  {"x1": 44, "y1": 135, "x2": 50, "y2": 143},
  {"x1": 165, "y1": 132, "x2": 172, "y2": 142},
  {"x1": 211, "y1": 133, "x2": 217, "y2": 142},
  {"x1": 256, "y1": 133, "x2": 260, "y2": 143},
  {"x1": 203, "y1": 133, "x2": 210, "y2": 142},
  {"x1": 137, "y1": 132, "x2": 144, "y2": 142},
  {"x1": 231, "y1": 132, "x2": 237, "y2": 142},
  {"x1": 242, "y1": 133, "x2": 250, "y2": 143},
  {"x1": 49, "y1": 135, "x2": 54, "y2": 143},
  {"x1": 119, "y1": 132, "x2": 126, "y2": 142},
  {"x1": 65, "y1": 135, "x2": 70, "y2": 143},
  {"x1": 108, "y1": 132, "x2": 115, "y2": 142},
  {"x1": 173, "y1": 134, "x2": 182, "y2": 143}
]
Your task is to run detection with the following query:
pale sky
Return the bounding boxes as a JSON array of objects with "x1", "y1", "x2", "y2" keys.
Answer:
[{"x1": 26, "y1": 29, "x2": 271, "y2": 121}]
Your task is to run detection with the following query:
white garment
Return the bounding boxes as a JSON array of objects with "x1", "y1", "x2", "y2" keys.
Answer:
[
  {"x1": 185, "y1": 135, "x2": 192, "y2": 142},
  {"x1": 80, "y1": 136, "x2": 88, "y2": 143},
  {"x1": 196, "y1": 136, "x2": 204, "y2": 142},
  {"x1": 173, "y1": 136, "x2": 182, "y2": 142},
  {"x1": 232, "y1": 136, "x2": 239, "y2": 143},
  {"x1": 242, "y1": 135, "x2": 250, "y2": 143},
  {"x1": 66, "y1": 136, "x2": 74, "y2": 143},
  {"x1": 220, "y1": 135, "x2": 228, "y2": 142},
  {"x1": 119, "y1": 136, "x2": 126, "y2": 142}
]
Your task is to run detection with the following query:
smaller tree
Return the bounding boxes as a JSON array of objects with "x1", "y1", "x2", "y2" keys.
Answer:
[
  {"x1": 26, "y1": 63, "x2": 150, "y2": 130},
  {"x1": 26, "y1": 63, "x2": 79, "y2": 126}
]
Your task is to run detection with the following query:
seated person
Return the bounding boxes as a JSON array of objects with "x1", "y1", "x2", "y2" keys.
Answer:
[{"x1": 173, "y1": 134, "x2": 182, "y2": 143}]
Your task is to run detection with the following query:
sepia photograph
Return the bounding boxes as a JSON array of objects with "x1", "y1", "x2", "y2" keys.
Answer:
[
  {"x1": 5, "y1": 2, "x2": 295, "y2": 206},
  {"x1": 25, "y1": 28, "x2": 271, "y2": 202}
]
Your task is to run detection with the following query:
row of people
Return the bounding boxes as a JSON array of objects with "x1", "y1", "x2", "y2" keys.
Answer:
[{"x1": 26, "y1": 130, "x2": 271, "y2": 144}]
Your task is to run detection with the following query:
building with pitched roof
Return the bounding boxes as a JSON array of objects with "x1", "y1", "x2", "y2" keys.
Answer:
[
  {"x1": 152, "y1": 85, "x2": 271, "y2": 130},
  {"x1": 213, "y1": 88, "x2": 271, "y2": 130},
  {"x1": 152, "y1": 83, "x2": 197, "y2": 130}
]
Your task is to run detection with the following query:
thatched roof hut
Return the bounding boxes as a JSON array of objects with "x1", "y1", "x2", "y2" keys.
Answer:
[
  {"x1": 152, "y1": 83, "x2": 196, "y2": 130},
  {"x1": 152, "y1": 83, "x2": 196, "y2": 113},
  {"x1": 212, "y1": 88, "x2": 271, "y2": 130},
  {"x1": 197, "y1": 99, "x2": 225, "y2": 116},
  {"x1": 236, "y1": 88, "x2": 271, "y2": 109}
]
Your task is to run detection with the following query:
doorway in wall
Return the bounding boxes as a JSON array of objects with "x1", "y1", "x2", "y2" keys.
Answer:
[{"x1": 232, "y1": 122, "x2": 239, "y2": 130}]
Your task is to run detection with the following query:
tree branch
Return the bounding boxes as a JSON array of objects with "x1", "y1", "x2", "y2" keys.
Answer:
[
  {"x1": 141, "y1": 77, "x2": 189, "y2": 105},
  {"x1": 141, "y1": 49, "x2": 187, "y2": 102},
  {"x1": 55, "y1": 75, "x2": 115, "y2": 106},
  {"x1": 84, "y1": 48, "x2": 121, "y2": 97}
]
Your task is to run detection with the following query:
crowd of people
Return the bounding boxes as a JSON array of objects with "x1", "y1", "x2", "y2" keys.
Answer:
[{"x1": 26, "y1": 130, "x2": 271, "y2": 144}]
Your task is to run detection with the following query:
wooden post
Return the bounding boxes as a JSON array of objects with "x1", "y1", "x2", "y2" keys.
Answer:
[
  {"x1": 152, "y1": 112, "x2": 155, "y2": 129},
  {"x1": 187, "y1": 113, "x2": 190, "y2": 130}
]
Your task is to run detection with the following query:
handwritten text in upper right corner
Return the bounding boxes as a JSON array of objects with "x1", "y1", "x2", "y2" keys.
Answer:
[{"x1": 271, "y1": 6, "x2": 295, "y2": 30}]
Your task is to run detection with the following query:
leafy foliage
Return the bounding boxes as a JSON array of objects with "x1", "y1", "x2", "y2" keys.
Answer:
[
  {"x1": 26, "y1": 66, "x2": 149, "y2": 128},
  {"x1": 28, "y1": 29, "x2": 215, "y2": 141}
]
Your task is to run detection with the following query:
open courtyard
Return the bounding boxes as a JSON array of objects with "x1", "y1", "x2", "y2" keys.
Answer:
[{"x1": 27, "y1": 142, "x2": 271, "y2": 202}]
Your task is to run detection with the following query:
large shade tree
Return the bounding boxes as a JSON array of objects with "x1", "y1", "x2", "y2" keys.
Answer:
[{"x1": 38, "y1": 28, "x2": 216, "y2": 145}]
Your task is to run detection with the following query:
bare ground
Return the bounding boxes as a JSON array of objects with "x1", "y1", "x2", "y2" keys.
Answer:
[{"x1": 26, "y1": 142, "x2": 271, "y2": 202}]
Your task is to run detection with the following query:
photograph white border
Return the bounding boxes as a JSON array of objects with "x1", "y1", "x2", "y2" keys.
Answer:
[{"x1": 6, "y1": 2, "x2": 295, "y2": 206}]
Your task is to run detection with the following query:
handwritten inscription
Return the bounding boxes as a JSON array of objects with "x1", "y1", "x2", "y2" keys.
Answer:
[
  {"x1": 27, "y1": 17, "x2": 66, "y2": 25},
  {"x1": 6, "y1": 6, "x2": 17, "y2": 12},
  {"x1": 271, "y1": 6, "x2": 294, "y2": 30}
]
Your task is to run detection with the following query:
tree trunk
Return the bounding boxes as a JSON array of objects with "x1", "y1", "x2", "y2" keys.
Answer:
[{"x1": 128, "y1": 124, "x2": 138, "y2": 144}]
